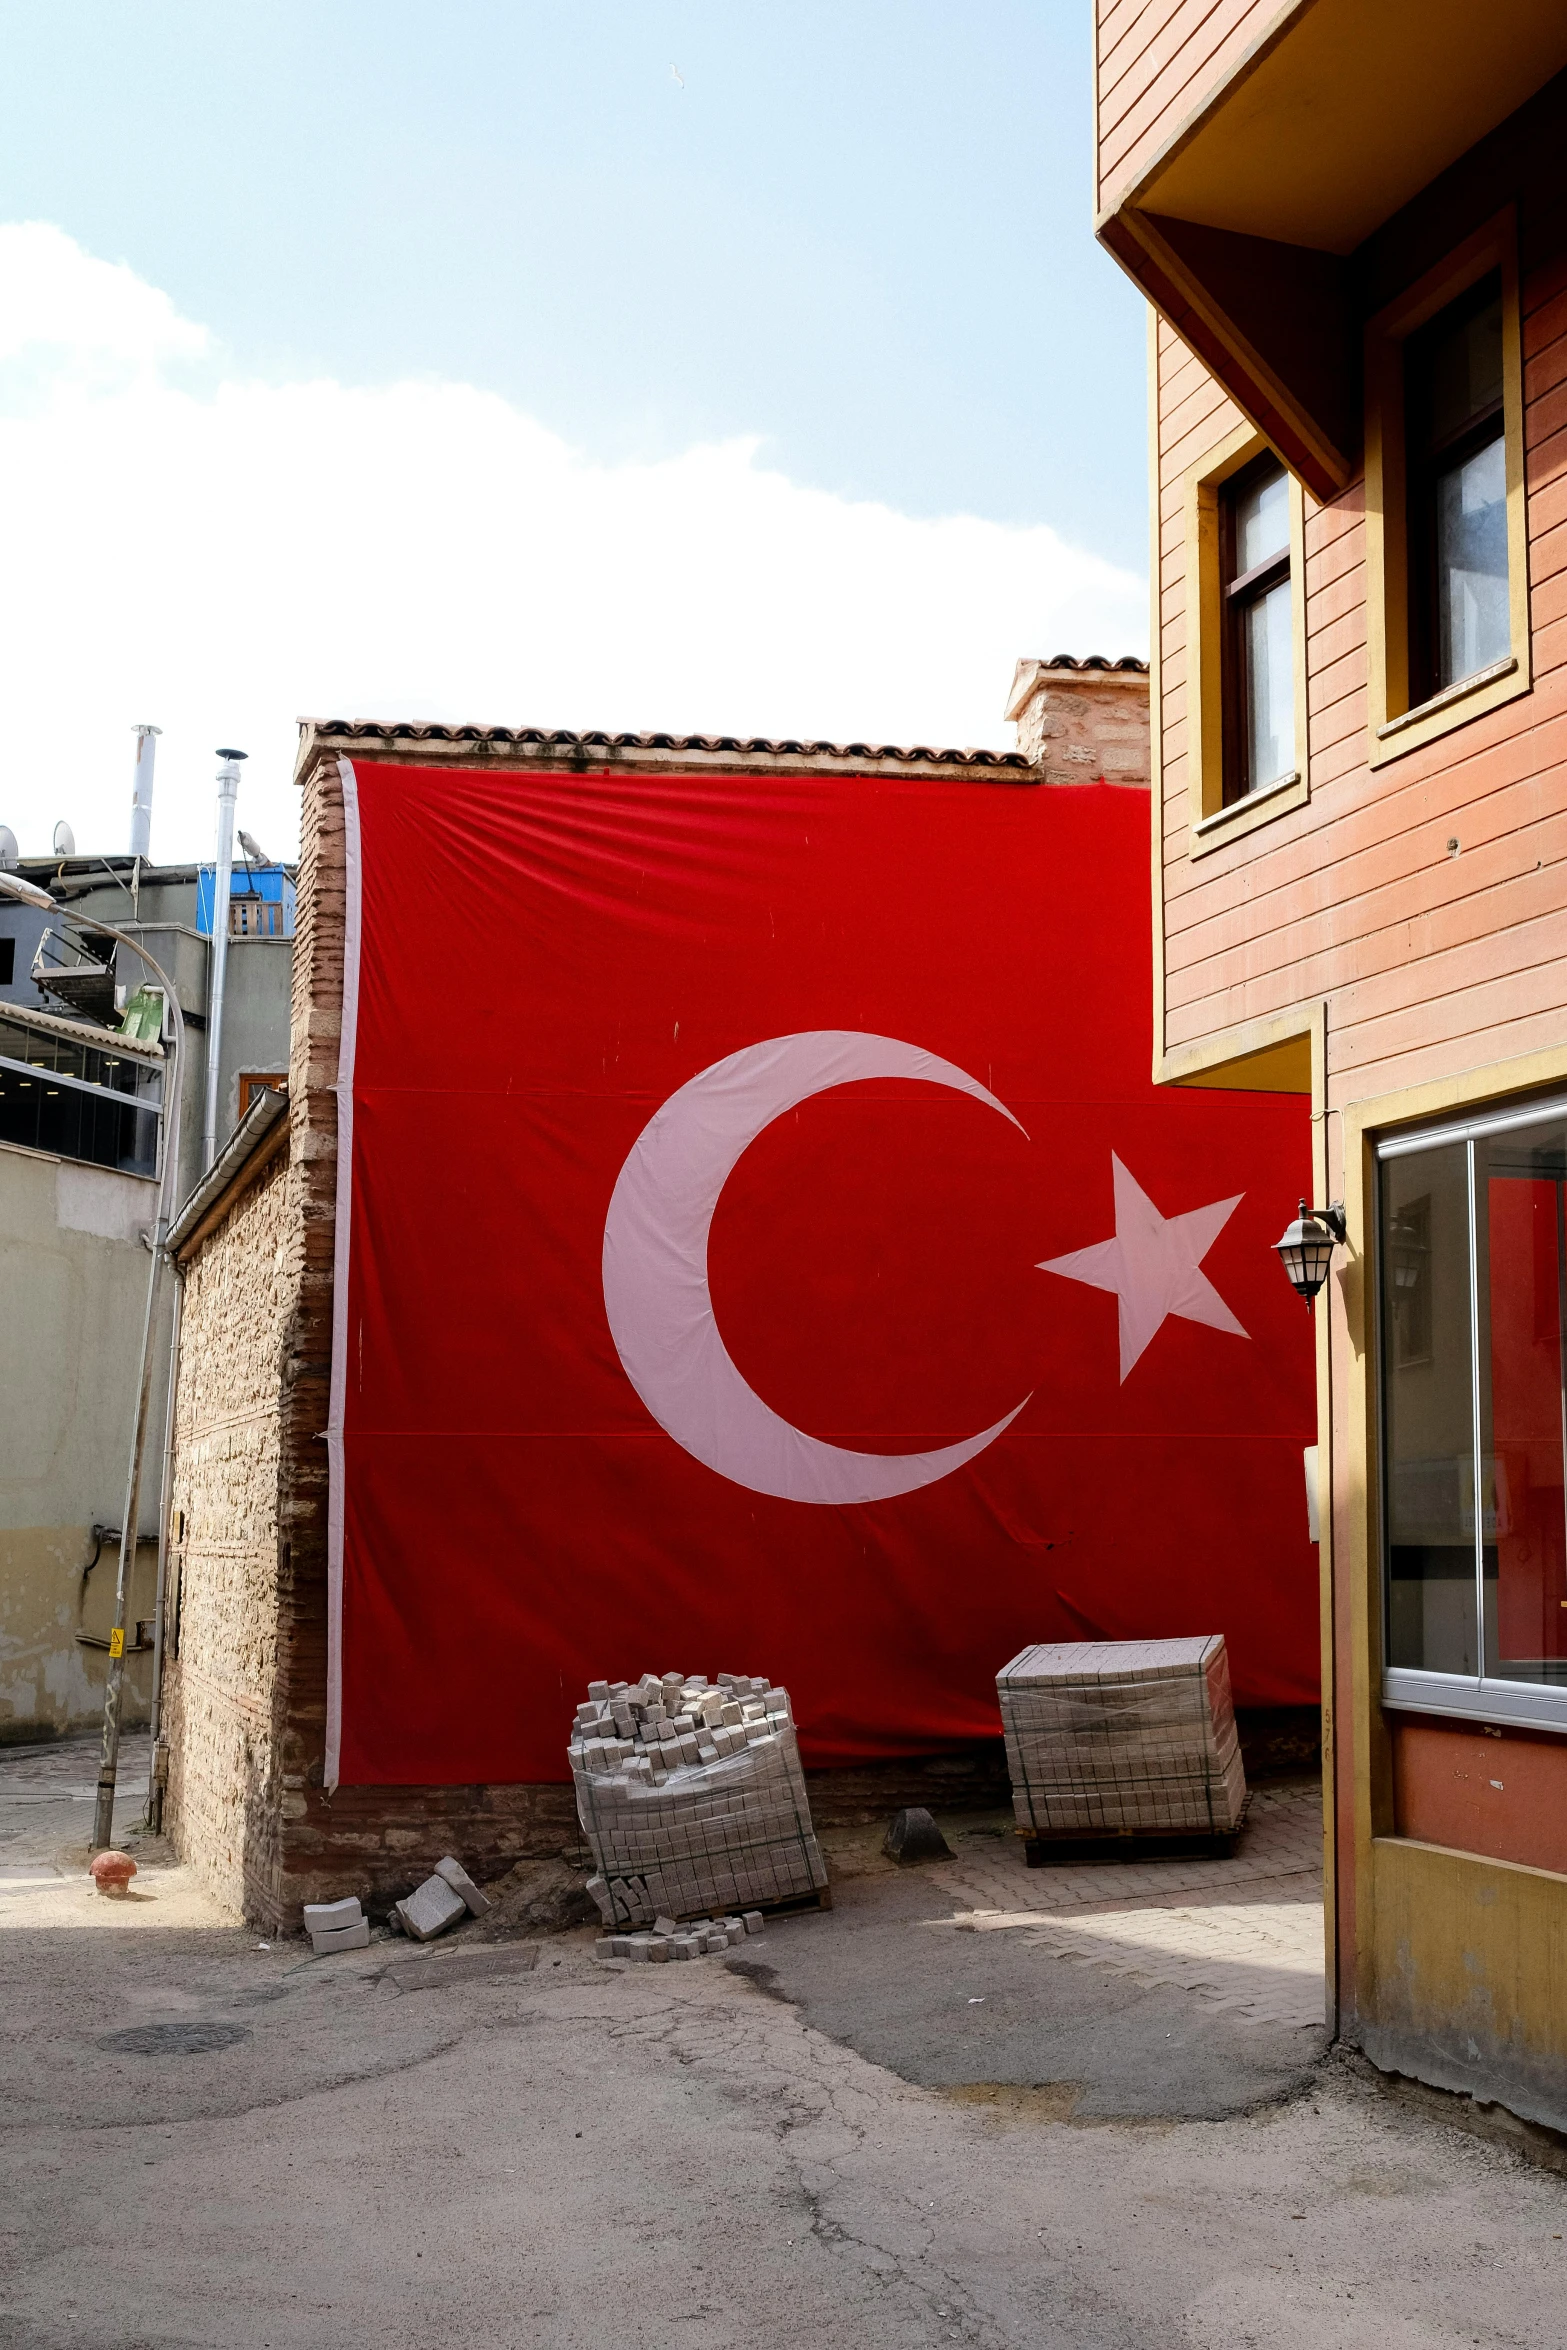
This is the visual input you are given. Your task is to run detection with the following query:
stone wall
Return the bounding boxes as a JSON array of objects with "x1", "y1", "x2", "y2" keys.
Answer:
[
  {"x1": 162, "y1": 1148, "x2": 291, "y2": 1916},
  {"x1": 1005, "y1": 657, "x2": 1149, "y2": 786}
]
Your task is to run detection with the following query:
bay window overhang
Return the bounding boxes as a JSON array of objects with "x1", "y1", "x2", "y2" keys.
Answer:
[{"x1": 1097, "y1": 0, "x2": 1567, "y2": 502}]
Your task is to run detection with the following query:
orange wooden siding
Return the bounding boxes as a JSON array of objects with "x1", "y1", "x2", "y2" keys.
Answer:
[
  {"x1": 1152, "y1": 251, "x2": 1567, "y2": 1110},
  {"x1": 1095, "y1": 0, "x2": 1281, "y2": 213}
]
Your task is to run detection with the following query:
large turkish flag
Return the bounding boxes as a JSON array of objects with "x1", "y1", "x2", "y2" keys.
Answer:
[{"x1": 328, "y1": 758, "x2": 1317, "y2": 1786}]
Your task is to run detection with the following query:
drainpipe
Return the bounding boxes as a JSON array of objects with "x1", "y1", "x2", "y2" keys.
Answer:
[
  {"x1": 202, "y1": 749, "x2": 246, "y2": 1170},
  {"x1": 146, "y1": 1271, "x2": 183, "y2": 1833}
]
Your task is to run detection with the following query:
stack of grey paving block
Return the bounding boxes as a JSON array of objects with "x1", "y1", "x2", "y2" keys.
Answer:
[
  {"x1": 996, "y1": 1637, "x2": 1247, "y2": 1840},
  {"x1": 304, "y1": 1895, "x2": 370, "y2": 1955},
  {"x1": 593, "y1": 1910, "x2": 767, "y2": 1963},
  {"x1": 570, "y1": 1670, "x2": 828, "y2": 1927}
]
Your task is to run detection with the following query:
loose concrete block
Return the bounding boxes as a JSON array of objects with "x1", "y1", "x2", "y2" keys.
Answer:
[
  {"x1": 396, "y1": 1875, "x2": 468, "y2": 1943},
  {"x1": 303, "y1": 1896, "x2": 363, "y2": 1933},
  {"x1": 433, "y1": 1855, "x2": 492, "y2": 1917},
  {"x1": 311, "y1": 1917, "x2": 370, "y2": 1954},
  {"x1": 654, "y1": 1914, "x2": 678, "y2": 1936},
  {"x1": 594, "y1": 1937, "x2": 615, "y2": 1959},
  {"x1": 647, "y1": 1940, "x2": 670, "y2": 1963},
  {"x1": 743, "y1": 1912, "x2": 764, "y2": 1934}
]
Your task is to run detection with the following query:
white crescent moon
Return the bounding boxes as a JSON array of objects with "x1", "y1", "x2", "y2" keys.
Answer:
[{"x1": 601, "y1": 1030, "x2": 1032, "y2": 1504}]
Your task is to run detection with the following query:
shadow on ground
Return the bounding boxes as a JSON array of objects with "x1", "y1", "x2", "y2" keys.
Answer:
[{"x1": 729, "y1": 1813, "x2": 1328, "y2": 2121}]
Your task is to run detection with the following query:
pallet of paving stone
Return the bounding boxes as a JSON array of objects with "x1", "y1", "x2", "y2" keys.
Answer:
[
  {"x1": 664, "y1": 1884, "x2": 833, "y2": 1925},
  {"x1": 1019, "y1": 1798, "x2": 1251, "y2": 1867},
  {"x1": 997, "y1": 1636, "x2": 1247, "y2": 1846},
  {"x1": 570, "y1": 1669, "x2": 830, "y2": 1929}
]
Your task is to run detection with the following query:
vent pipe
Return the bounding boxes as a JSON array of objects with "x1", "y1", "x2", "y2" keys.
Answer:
[
  {"x1": 201, "y1": 748, "x2": 246, "y2": 1169},
  {"x1": 129, "y1": 725, "x2": 161, "y2": 860}
]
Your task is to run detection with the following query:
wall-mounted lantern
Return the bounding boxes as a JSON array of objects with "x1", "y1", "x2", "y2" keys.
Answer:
[{"x1": 1274, "y1": 1199, "x2": 1347, "y2": 1304}]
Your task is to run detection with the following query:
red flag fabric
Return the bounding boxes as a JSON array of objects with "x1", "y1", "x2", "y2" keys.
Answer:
[{"x1": 328, "y1": 758, "x2": 1317, "y2": 1787}]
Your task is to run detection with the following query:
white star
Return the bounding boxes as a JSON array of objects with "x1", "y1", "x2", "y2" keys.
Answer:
[{"x1": 1038, "y1": 1154, "x2": 1249, "y2": 1382}]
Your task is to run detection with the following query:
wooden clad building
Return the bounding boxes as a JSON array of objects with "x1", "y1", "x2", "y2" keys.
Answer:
[{"x1": 1095, "y1": 0, "x2": 1567, "y2": 2126}]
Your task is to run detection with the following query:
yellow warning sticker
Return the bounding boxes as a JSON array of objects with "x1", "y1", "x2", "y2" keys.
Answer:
[{"x1": 108, "y1": 1627, "x2": 125, "y2": 1659}]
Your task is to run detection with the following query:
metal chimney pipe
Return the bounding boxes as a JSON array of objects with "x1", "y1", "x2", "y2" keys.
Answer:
[
  {"x1": 201, "y1": 748, "x2": 247, "y2": 1169},
  {"x1": 129, "y1": 725, "x2": 161, "y2": 860}
]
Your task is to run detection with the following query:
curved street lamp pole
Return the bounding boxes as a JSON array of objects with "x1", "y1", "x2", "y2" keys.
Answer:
[{"x1": 0, "y1": 869, "x2": 186, "y2": 1850}]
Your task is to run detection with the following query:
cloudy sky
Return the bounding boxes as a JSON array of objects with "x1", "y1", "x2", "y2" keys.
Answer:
[{"x1": 0, "y1": 3, "x2": 1148, "y2": 865}]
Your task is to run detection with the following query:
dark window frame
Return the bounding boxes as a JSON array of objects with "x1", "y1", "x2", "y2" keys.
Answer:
[
  {"x1": 1404, "y1": 271, "x2": 1507, "y2": 706},
  {"x1": 1219, "y1": 454, "x2": 1293, "y2": 807},
  {"x1": 238, "y1": 1071, "x2": 288, "y2": 1117}
]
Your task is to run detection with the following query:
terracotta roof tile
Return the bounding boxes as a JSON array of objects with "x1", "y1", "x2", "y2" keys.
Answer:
[{"x1": 295, "y1": 718, "x2": 1035, "y2": 782}]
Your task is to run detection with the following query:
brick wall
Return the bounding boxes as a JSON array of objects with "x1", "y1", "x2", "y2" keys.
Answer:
[
  {"x1": 168, "y1": 751, "x2": 1032, "y2": 1931},
  {"x1": 1006, "y1": 659, "x2": 1150, "y2": 786}
]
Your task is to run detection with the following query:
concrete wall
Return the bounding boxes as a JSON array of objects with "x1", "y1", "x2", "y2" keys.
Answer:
[
  {"x1": 216, "y1": 938, "x2": 292, "y2": 1148},
  {"x1": 0, "y1": 1140, "x2": 162, "y2": 1740}
]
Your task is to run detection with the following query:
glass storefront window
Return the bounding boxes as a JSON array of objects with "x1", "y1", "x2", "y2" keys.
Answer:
[
  {"x1": 1380, "y1": 1101, "x2": 1567, "y2": 1726},
  {"x1": 0, "y1": 1012, "x2": 162, "y2": 1177}
]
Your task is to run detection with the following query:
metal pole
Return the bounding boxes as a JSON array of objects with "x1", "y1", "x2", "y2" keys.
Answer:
[{"x1": 202, "y1": 750, "x2": 246, "y2": 1170}]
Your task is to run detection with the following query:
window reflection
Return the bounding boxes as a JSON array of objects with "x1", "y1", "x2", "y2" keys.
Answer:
[
  {"x1": 1406, "y1": 277, "x2": 1510, "y2": 699},
  {"x1": 1381, "y1": 1111, "x2": 1567, "y2": 1695},
  {"x1": 1478, "y1": 1125, "x2": 1567, "y2": 1685},
  {"x1": 1382, "y1": 1142, "x2": 1481, "y2": 1675}
]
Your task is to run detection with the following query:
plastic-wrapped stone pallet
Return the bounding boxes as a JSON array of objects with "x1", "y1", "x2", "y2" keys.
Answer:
[
  {"x1": 570, "y1": 1670, "x2": 829, "y2": 1927},
  {"x1": 996, "y1": 1637, "x2": 1247, "y2": 1840}
]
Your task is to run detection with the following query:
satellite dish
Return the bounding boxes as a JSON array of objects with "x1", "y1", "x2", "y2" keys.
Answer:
[
  {"x1": 52, "y1": 820, "x2": 76, "y2": 856},
  {"x1": 0, "y1": 825, "x2": 17, "y2": 869}
]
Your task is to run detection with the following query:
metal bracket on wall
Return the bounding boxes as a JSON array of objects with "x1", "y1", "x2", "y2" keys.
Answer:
[
  {"x1": 77, "y1": 1619, "x2": 156, "y2": 1654},
  {"x1": 80, "y1": 1524, "x2": 122, "y2": 1580}
]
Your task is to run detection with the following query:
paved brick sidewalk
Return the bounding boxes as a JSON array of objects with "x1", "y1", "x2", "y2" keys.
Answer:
[
  {"x1": 936, "y1": 1776, "x2": 1320, "y2": 1913},
  {"x1": 0, "y1": 1731, "x2": 153, "y2": 1887},
  {"x1": 929, "y1": 1778, "x2": 1326, "y2": 2031}
]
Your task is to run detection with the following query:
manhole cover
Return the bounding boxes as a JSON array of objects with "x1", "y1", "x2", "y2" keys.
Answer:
[{"x1": 97, "y1": 2021, "x2": 252, "y2": 2057}]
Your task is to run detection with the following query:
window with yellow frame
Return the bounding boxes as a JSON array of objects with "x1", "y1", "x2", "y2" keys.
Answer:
[
  {"x1": 1181, "y1": 424, "x2": 1310, "y2": 857},
  {"x1": 1365, "y1": 208, "x2": 1530, "y2": 766}
]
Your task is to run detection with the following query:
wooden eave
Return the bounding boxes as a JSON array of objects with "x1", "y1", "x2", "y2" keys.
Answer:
[{"x1": 1097, "y1": 0, "x2": 1567, "y2": 503}]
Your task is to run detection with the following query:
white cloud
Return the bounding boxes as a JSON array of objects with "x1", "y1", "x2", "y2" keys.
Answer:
[
  {"x1": 0, "y1": 223, "x2": 1147, "y2": 864},
  {"x1": 0, "y1": 221, "x2": 208, "y2": 378}
]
